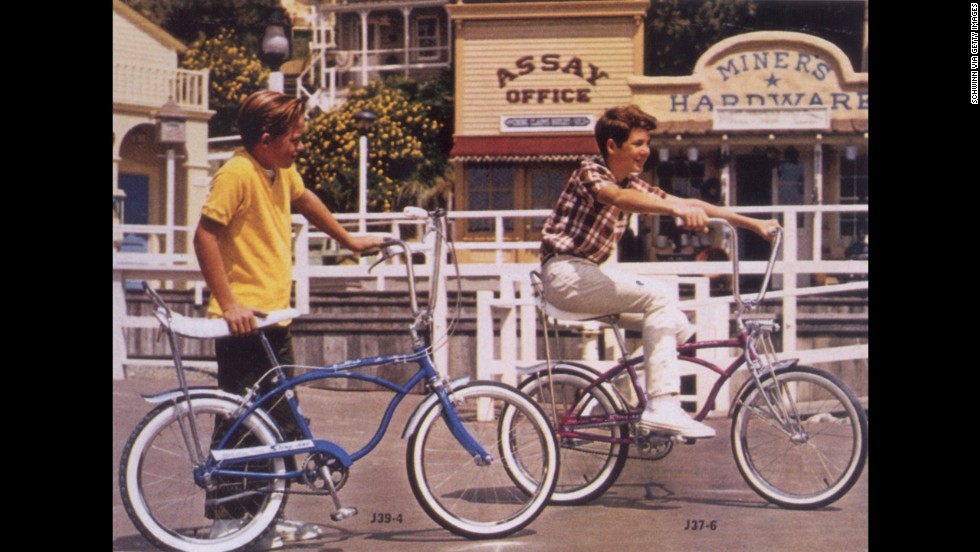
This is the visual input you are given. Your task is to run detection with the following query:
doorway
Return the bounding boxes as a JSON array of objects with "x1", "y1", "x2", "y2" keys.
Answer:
[
  {"x1": 734, "y1": 154, "x2": 774, "y2": 290},
  {"x1": 118, "y1": 173, "x2": 150, "y2": 289}
]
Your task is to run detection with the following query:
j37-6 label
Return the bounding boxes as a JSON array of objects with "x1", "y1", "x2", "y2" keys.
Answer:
[{"x1": 684, "y1": 519, "x2": 717, "y2": 531}]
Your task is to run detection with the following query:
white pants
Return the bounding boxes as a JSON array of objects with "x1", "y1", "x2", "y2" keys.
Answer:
[{"x1": 541, "y1": 255, "x2": 695, "y2": 398}]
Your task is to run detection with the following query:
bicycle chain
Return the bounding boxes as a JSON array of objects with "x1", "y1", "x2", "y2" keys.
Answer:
[
  {"x1": 560, "y1": 441, "x2": 672, "y2": 462},
  {"x1": 558, "y1": 426, "x2": 675, "y2": 462}
]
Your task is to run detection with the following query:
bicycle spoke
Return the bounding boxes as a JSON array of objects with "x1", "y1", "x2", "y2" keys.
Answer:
[
  {"x1": 740, "y1": 402, "x2": 795, "y2": 436},
  {"x1": 732, "y1": 368, "x2": 867, "y2": 508}
]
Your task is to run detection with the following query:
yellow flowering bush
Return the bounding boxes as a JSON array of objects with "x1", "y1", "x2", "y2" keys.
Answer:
[
  {"x1": 180, "y1": 27, "x2": 269, "y2": 136},
  {"x1": 297, "y1": 79, "x2": 445, "y2": 213}
]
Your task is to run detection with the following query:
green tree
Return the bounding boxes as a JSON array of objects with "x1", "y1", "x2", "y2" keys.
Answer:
[
  {"x1": 180, "y1": 28, "x2": 269, "y2": 137},
  {"x1": 297, "y1": 79, "x2": 445, "y2": 213},
  {"x1": 121, "y1": 0, "x2": 281, "y2": 47},
  {"x1": 645, "y1": 0, "x2": 757, "y2": 76},
  {"x1": 645, "y1": 1, "x2": 866, "y2": 77}
]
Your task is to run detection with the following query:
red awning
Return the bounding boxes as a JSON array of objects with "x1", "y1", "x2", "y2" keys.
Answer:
[{"x1": 450, "y1": 135, "x2": 598, "y2": 161}]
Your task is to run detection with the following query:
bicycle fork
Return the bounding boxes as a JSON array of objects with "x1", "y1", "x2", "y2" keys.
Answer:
[{"x1": 743, "y1": 325, "x2": 806, "y2": 440}]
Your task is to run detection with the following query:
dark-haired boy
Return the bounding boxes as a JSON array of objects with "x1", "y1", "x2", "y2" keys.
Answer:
[{"x1": 540, "y1": 105, "x2": 779, "y2": 439}]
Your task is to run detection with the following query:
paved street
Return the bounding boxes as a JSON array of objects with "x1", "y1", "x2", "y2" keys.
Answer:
[{"x1": 113, "y1": 374, "x2": 868, "y2": 552}]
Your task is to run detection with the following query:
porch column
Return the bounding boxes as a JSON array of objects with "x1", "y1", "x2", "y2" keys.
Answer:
[
  {"x1": 359, "y1": 10, "x2": 370, "y2": 86},
  {"x1": 813, "y1": 142, "x2": 823, "y2": 260},
  {"x1": 447, "y1": 10, "x2": 453, "y2": 65},
  {"x1": 720, "y1": 138, "x2": 732, "y2": 206},
  {"x1": 113, "y1": 153, "x2": 124, "y2": 250},
  {"x1": 165, "y1": 148, "x2": 176, "y2": 255},
  {"x1": 402, "y1": 7, "x2": 412, "y2": 77}
]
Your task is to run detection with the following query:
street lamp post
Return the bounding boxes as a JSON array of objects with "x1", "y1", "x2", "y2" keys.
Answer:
[
  {"x1": 155, "y1": 98, "x2": 187, "y2": 256},
  {"x1": 261, "y1": 10, "x2": 291, "y2": 93},
  {"x1": 354, "y1": 111, "x2": 377, "y2": 235}
]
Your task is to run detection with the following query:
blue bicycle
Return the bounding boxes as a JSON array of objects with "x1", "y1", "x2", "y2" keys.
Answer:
[{"x1": 118, "y1": 208, "x2": 559, "y2": 551}]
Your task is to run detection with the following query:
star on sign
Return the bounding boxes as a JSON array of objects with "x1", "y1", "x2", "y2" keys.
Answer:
[{"x1": 765, "y1": 73, "x2": 781, "y2": 88}]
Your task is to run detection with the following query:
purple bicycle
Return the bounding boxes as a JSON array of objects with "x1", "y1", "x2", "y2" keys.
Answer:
[{"x1": 517, "y1": 219, "x2": 868, "y2": 509}]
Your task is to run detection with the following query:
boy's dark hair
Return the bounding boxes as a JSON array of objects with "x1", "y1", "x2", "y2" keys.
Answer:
[
  {"x1": 238, "y1": 90, "x2": 307, "y2": 149},
  {"x1": 594, "y1": 105, "x2": 657, "y2": 159}
]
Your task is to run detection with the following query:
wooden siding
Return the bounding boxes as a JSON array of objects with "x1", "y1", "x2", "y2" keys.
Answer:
[
  {"x1": 457, "y1": 18, "x2": 638, "y2": 136},
  {"x1": 112, "y1": 10, "x2": 179, "y2": 69}
]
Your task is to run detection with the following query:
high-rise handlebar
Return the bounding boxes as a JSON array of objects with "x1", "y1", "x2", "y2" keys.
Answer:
[
  {"x1": 697, "y1": 218, "x2": 782, "y2": 313},
  {"x1": 366, "y1": 208, "x2": 451, "y2": 325}
]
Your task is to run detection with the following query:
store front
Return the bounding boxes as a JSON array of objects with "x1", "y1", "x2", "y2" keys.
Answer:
[
  {"x1": 631, "y1": 31, "x2": 868, "y2": 268},
  {"x1": 447, "y1": 0, "x2": 648, "y2": 262},
  {"x1": 448, "y1": 2, "x2": 867, "y2": 267}
]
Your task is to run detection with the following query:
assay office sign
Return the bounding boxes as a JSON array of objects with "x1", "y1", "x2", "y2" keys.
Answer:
[{"x1": 496, "y1": 54, "x2": 610, "y2": 104}]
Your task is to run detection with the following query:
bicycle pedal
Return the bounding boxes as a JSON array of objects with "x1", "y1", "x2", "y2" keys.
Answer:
[{"x1": 330, "y1": 507, "x2": 358, "y2": 522}]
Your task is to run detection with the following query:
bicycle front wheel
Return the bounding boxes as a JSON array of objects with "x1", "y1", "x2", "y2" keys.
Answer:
[
  {"x1": 119, "y1": 397, "x2": 287, "y2": 552},
  {"x1": 517, "y1": 366, "x2": 629, "y2": 505},
  {"x1": 406, "y1": 382, "x2": 559, "y2": 539},
  {"x1": 731, "y1": 366, "x2": 868, "y2": 509}
]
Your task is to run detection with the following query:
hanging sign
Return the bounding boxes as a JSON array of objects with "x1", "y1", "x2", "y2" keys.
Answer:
[
  {"x1": 714, "y1": 106, "x2": 831, "y2": 130},
  {"x1": 500, "y1": 114, "x2": 596, "y2": 133}
]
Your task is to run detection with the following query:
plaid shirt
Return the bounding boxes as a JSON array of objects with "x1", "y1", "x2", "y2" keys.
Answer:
[{"x1": 541, "y1": 156, "x2": 665, "y2": 264}]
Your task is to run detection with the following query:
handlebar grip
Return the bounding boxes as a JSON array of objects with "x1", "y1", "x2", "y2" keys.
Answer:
[
  {"x1": 142, "y1": 282, "x2": 173, "y2": 317},
  {"x1": 674, "y1": 216, "x2": 712, "y2": 233},
  {"x1": 403, "y1": 206, "x2": 428, "y2": 219}
]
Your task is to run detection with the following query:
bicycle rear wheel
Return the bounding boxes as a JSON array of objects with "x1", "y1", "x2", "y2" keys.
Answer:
[
  {"x1": 731, "y1": 366, "x2": 868, "y2": 509},
  {"x1": 516, "y1": 366, "x2": 629, "y2": 505},
  {"x1": 119, "y1": 397, "x2": 287, "y2": 552},
  {"x1": 406, "y1": 382, "x2": 558, "y2": 539}
]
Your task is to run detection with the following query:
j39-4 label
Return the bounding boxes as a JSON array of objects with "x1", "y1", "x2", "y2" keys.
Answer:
[{"x1": 370, "y1": 513, "x2": 403, "y2": 524}]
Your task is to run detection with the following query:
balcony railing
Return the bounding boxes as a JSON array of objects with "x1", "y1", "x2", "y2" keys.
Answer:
[
  {"x1": 298, "y1": 45, "x2": 451, "y2": 110},
  {"x1": 113, "y1": 64, "x2": 209, "y2": 110}
]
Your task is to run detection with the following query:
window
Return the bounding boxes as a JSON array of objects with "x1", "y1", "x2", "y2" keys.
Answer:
[
  {"x1": 656, "y1": 158, "x2": 704, "y2": 199},
  {"x1": 467, "y1": 164, "x2": 514, "y2": 232},
  {"x1": 839, "y1": 155, "x2": 868, "y2": 245},
  {"x1": 414, "y1": 15, "x2": 440, "y2": 61},
  {"x1": 655, "y1": 158, "x2": 704, "y2": 236},
  {"x1": 529, "y1": 169, "x2": 566, "y2": 231},
  {"x1": 777, "y1": 146, "x2": 805, "y2": 206}
]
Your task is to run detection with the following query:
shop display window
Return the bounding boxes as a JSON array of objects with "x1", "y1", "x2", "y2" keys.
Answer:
[{"x1": 839, "y1": 155, "x2": 868, "y2": 246}]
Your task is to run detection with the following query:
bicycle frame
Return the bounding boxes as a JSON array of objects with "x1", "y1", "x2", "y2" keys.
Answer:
[
  {"x1": 199, "y1": 342, "x2": 488, "y2": 484},
  {"x1": 523, "y1": 218, "x2": 866, "y2": 510},
  {"x1": 150, "y1": 208, "x2": 492, "y2": 488},
  {"x1": 553, "y1": 331, "x2": 782, "y2": 445},
  {"x1": 540, "y1": 218, "x2": 788, "y2": 444}
]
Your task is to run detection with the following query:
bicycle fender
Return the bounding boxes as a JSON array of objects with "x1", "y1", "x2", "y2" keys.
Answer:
[
  {"x1": 728, "y1": 359, "x2": 801, "y2": 417},
  {"x1": 401, "y1": 376, "x2": 471, "y2": 439},
  {"x1": 520, "y1": 361, "x2": 628, "y2": 412},
  {"x1": 141, "y1": 387, "x2": 283, "y2": 440}
]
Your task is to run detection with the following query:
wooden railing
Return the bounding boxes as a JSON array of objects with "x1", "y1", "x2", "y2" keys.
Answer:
[
  {"x1": 112, "y1": 64, "x2": 209, "y2": 109},
  {"x1": 112, "y1": 204, "x2": 867, "y2": 379}
]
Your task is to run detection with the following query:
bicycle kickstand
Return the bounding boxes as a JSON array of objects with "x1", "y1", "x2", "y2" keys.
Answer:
[{"x1": 318, "y1": 466, "x2": 358, "y2": 522}]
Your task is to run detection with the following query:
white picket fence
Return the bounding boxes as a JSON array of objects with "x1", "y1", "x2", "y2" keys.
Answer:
[
  {"x1": 474, "y1": 272, "x2": 868, "y2": 417},
  {"x1": 112, "y1": 205, "x2": 868, "y2": 391}
]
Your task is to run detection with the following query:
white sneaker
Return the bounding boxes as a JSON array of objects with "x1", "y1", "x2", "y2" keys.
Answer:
[
  {"x1": 251, "y1": 532, "x2": 285, "y2": 550},
  {"x1": 209, "y1": 518, "x2": 319, "y2": 550},
  {"x1": 275, "y1": 519, "x2": 323, "y2": 542},
  {"x1": 209, "y1": 518, "x2": 246, "y2": 539},
  {"x1": 640, "y1": 397, "x2": 715, "y2": 439}
]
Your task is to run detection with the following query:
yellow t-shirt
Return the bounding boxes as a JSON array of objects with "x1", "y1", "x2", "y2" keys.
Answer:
[{"x1": 201, "y1": 149, "x2": 306, "y2": 318}]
